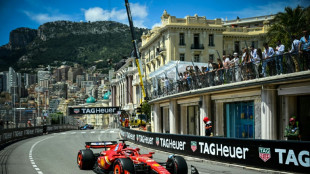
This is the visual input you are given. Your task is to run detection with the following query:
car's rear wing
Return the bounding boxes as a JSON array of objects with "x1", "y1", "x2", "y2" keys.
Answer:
[{"x1": 85, "y1": 141, "x2": 118, "y2": 149}]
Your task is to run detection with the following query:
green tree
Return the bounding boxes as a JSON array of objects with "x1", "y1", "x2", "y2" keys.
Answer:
[
  {"x1": 267, "y1": 5, "x2": 309, "y2": 50},
  {"x1": 50, "y1": 112, "x2": 63, "y2": 124},
  {"x1": 141, "y1": 101, "x2": 151, "y2": 122}
]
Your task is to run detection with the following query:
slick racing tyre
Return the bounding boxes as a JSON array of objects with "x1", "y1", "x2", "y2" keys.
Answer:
[
  {"x1": 166, "y1": 155, "x2": 188, "y2": 174},
  {"x1": 113, "y1": 158, "x2": 135, "y2": 174},
  {"x1": 77, "y1": 149, "x2": 95, "y2": 170}
]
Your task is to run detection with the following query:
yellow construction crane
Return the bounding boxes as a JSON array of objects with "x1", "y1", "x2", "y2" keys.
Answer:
[{"x1": 125, "y1": 0, "x2": 147, "y2": 101}]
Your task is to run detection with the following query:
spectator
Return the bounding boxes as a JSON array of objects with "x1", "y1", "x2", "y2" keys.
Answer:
[
  {"x1": 284, "y1": 117, "x2": 300, "y2": 140},
  {"x1": 203, "y1": 117, "x2": 213, "y2": 136},
  {"x1": 241, "y1": 48, "x2": 252, "y2": 80},
  {"x1": 275, "y1": 40, "x2": 285, "y2": 75},
  {"x1": 27, "y1": 120, "x2": 32, "y2": 127},
  {"x1": 178, "y1": 73, "x2": 184, "y2": 92},
  {"x1": 208, "y1": 59, "x2": 215, "y2": 86},
  {"x1": 289, "y1": 35, "x2": 301, "y2": 72},
  {"x1": 217, "y1": 58, "x2": 224, "y2": 84},
  {"x1": 252, "y1": 48, "x2": 262, "y2": 78},
  {"x1": 231, "y1": 52, "x2": 241, "y2": 82},
  {"x1": 164, "y1": 77, "x2": 169, "y2": 94},
  {"x1": 250, "y1": 45, "x2": 257, "y2": 61},
  {"x1": 186, "y1": 72, "x2": 192, "y2": 90},
  {"x1": 262, "y1": 43, "x2": 275, "y2": 77},
  {"x1": 299, "y1": 30, "x2": 310, "y2": 70}
]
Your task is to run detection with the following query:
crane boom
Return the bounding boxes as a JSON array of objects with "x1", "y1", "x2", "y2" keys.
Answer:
[{"x1": 125, "y1": 0, "x2": 147, "y2": 100}]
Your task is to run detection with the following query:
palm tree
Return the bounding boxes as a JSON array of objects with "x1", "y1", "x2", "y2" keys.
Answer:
[{"x1": 266, "y1": 5, "x2": 309, "y2": 50}]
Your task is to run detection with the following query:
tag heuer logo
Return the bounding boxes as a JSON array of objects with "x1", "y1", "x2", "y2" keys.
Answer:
[
  {"x1": 259, "y1": 147, "x2": 271, "y2": 162},
  {"x1": 191, "y1": 141, "x2": 197, "y2": 152},
  {"x1": 156, "y1": 137, "x2": 159, "y2": 146},
  {"x1": 73, "y1": 109, "x2": 80, "y2": 114}
]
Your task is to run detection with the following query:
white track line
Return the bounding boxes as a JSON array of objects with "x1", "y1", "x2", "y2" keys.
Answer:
[{"x1": 29, "y1": 136, "x2": 54, "y2": 174}]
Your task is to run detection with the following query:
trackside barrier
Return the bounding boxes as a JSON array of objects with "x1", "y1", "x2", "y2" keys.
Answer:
[
  {"x1": 0, "y1": 125, "x2": 77, "y2": 149},
  {"x1": 120, "y1": 128, "x2": 310, "y2": 173}
]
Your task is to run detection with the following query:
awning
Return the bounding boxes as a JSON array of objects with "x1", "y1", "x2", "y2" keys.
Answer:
[{"x1": 148, "y1": 60, "x2": 209, "y2": 80}]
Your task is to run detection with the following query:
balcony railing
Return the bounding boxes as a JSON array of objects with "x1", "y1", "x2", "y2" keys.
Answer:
[
  {"x1": 147, "y1": 52, "x2": 310, "y2": 100},
  {"x1": 191, "y1": 44, "x2": 204, "y2": 49}
]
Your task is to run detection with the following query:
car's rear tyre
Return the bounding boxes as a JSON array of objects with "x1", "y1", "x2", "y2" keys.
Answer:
[
  {"x1": 113, "y1": 158, "x2": 135, "y2": 174},
  {"x1": 166, "y1": 155, "x2": 188, "y2": 174},
  {"x1": 77, "y1": 149, "x2": 95, "y2": 170}
]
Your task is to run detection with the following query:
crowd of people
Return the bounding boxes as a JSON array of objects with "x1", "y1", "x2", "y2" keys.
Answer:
[{"x1": 152, "y1": 30, "x2": 310, "y2": 97}]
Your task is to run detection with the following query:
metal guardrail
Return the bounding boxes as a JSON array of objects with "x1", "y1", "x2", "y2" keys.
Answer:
[
  {"x1": 148, "y1": 52, "x2": 310, "y2": 100},
  {"x1": 0, "y1": 125, "x2": 77, "y2": 149}
]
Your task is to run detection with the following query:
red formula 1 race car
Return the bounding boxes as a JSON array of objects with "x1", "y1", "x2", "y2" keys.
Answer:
[{"x1": 77, "y1": 140, "x2": 198, "y2": 174}]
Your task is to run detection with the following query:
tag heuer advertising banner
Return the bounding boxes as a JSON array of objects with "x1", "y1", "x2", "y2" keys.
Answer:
[
  {"x1": 120, "y1": 128, "x2": 310, "y2": 173},
  {"x1": 69, "y1": 107, "x2": 120, "y2": 115}
]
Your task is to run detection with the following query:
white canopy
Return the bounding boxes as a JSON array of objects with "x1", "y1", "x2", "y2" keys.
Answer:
[{"x1": 148, "y1": 60, "x2": 209, "y2": 80}]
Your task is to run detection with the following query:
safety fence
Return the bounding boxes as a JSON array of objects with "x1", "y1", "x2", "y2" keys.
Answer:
[
  {"x1": 146, "y1": 52, "x2": 310, "y2": 99},
  {"x1": 120, "y1": 128, "x2": 310, "y2": 173},
  {"x1": 0, "y1": 125, "x2": 77, "y2": 149}
]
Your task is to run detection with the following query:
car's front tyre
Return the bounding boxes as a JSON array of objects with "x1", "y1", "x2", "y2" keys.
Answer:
[
  {"x1": 166, "y1": 155, "x2": 188, "y2": 174},
  {"x1": 113, "y1": 158, "x2": 135, "y2": 174}
]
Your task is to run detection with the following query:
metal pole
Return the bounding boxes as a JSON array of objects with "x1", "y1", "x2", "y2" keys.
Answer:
[
  {"x1": 19, "y1": 97, "x2": 21, "y2": 128},
  {"x1": 14, "y1": 86, "x2": 16, "y2": 128}
]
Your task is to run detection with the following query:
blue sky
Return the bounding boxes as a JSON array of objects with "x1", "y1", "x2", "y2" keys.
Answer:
[{"x1": 1, "y1": 0, "x2": 309, "y2": 46}]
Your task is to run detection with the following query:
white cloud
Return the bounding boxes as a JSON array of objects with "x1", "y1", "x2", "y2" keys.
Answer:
[
  {"x1": 133, "y1": 20, "x2": 147, "y2": 28},
  {"x1": 131, "y1": 3, "x2": 148, "y2": 18},
  {"x1": 151, "y1": 22, "x2": 162, "y2": 29},
  {"x1": 83, "y1": 3, "x2": 148, "y2": 28},
  {"x1": 84, "y1": 7, "x2": 110, "y2": 21},
  {"x1": 226, "y1": 0, "x2": 310, "y2": 19},
  {"x1": 23, "y1": 11, "x2": 72, "y2": 24}
]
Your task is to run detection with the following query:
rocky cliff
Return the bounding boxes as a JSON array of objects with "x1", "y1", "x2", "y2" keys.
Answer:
[{"x1": 0, "y1": 20, "x2": 147, "y2": 73}]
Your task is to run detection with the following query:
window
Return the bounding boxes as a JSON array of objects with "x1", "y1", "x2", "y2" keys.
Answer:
[
  {"x1": 194, "y1": 34, "x2": 199, "y2": 46},
  {"x1": 194, "y1": 54, "x2": 200, "y2": 62},
  {"x1": 234, "y1": 41, "x2": 240, "y2": 54},
  {"x1": 225, "y1": 101, "x2": 255, "y2": 138},
  {"x1": 187, "y1": 105, "x2": 200, "y2": 135},
  {"x1": 180, "y1": 54, "x2": 185, "y2": 61},
  {"x1": 209, "y1": 34, "x2": 214, "y2": 46},
  {"x1": 162, "y1": 35, "x2": 165, "y2": 48},
  {"x1": 209, "y1": 54, "x2": 214, "y2": 62},
  {"x1": 179, "y1": 33, "x2": 185, "y2": 45}
]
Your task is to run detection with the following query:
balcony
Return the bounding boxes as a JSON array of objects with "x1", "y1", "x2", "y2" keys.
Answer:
[
  {"x1": 191, "y1": 44, "x2": 204, "y2": 49},
  {"x1": 147, "y1": 52, "x2": 310, "y2": 101}
]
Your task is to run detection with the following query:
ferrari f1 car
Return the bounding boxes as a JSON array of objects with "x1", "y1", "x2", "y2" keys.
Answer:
[{"x1": 77, "y1": 140, "x2": 198, "y2": 174}]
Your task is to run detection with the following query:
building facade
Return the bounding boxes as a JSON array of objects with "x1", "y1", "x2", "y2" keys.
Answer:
[{"x1": 116, "y1": 11, "x2": 310, "y2": 141}]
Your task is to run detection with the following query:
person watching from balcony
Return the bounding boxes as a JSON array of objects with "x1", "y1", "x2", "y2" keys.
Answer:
[
  {"x1": 275, "y1": 40, "x2": 285, "y2": 75},
  {"x1": 208, "y1": 59, "x2": 215, "y2": 86},
  {"x1": 250, "y1": 45, "x2": 257, "y2": 61},
  {"x1": 299, "y1": 30, "x2": 310, "y2": 70},
  {"x1": 241, "y1": 48, "x2": 251, "y2": 80},
  {"x1": 252, "y1": 48, "x2": 262, "y2": 78},
  {"x1": 289, "y1": 35, "x2": 301, "y2": 72},
  {"x1": 217, "y1": 58, "x2": 224, "y2": 84},
  {"x1": 232, "y1": 52, "x2": 241, "y2": 82},
  {"x1": 262, "y1": 43, "x2": 275, "y2": 77}
]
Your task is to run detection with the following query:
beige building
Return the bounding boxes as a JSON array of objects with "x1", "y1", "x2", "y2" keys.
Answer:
[
  {"x1": 140, "y1": 10, "x2": 273, "y2": 78},
  {"x1": 122, "y1": 11, "x2": 310, "y2": 141}
]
